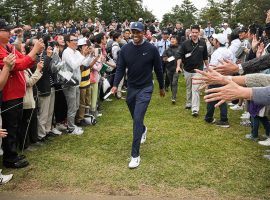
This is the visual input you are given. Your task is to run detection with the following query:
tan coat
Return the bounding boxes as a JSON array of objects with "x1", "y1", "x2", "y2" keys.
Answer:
[{"x1": 23, "y1": 69, "x2": 42, "y2": 109}]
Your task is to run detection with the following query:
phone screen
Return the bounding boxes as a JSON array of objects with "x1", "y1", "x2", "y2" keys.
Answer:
[{"x1": 95, "y1": 48, "x2": 101, "y2": 56}]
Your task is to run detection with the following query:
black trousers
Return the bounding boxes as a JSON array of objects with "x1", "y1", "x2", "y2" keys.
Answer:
[
  {"x1": 161, "y1": 59, "x2": 170, "y2": 89},
  {"x1": 19, "y1": 108, "x2": 38, "y2": 150},
  {"x1": 1, "y1": 98, "x2": 23, "y2": 162},
  {"x1": 54, "y1": 85, "x2": 67, "y2": 123}
]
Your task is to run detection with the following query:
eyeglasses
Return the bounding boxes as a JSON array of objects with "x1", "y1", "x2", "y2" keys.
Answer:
[
  {"x1": 0, "y1": 29, "x2": 10, "y2": 32},
  {"x1": 70, "y1": 39, "x2": 78, "y2": 42}
]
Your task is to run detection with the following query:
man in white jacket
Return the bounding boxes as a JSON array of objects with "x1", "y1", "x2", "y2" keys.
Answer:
[
  {"x1": 62, "y1": 34, "x2": 92, "y2": 135},
  {"x1": 204, "y1": 33, "x2": 233, "y2": 128}
]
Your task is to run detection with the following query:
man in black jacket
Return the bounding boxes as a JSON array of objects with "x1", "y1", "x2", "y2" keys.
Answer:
[{"x1": 177, "y1": 25, "x2": 209, "y2": 117}]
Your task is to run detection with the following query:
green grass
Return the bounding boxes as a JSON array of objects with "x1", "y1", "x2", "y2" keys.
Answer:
[{"x1": 1, "y1": 77, "x2": 270, "y2": 199}]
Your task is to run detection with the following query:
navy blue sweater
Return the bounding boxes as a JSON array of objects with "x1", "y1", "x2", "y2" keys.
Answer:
[{"x1": 113, "y1": 41, "x2": 164, "y2": 89}]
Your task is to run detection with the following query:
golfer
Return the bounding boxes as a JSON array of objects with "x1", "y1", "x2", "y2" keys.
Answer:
[{"x1": 111, "y1": 22, "x2": 165, "y2": 169}]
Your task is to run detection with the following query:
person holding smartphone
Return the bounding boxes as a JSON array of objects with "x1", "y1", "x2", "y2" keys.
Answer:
[
  {"x1": 0, "y1": 19, "x2": 44, "y2": 168},
  {"x1": 162, "y1": 35, "x2": 182, "y2": 104}
]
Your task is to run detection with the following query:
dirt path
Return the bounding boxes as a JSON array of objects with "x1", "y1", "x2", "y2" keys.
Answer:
[{"x1": 1, "y1": 192, "x2": 181, "y2": 200}]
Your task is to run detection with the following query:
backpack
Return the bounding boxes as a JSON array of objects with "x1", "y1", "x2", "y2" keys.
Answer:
[{"x1": 106, "y1": 43, "x2": 119, "y2": 60}]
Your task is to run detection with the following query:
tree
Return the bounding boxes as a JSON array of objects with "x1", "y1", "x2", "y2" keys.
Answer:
[
  {"x1": 233, "y1": 0, "x2": 270, "y2": 26},
  {"x1": 198, "y1": 0, "x2": 222, "y2": 27},
  {"x1": 218, "y1": 0, "x2": 240, "y2": 27},
  {"x1": 161, "y1": 0, "x2": 197, "y2": 28}
]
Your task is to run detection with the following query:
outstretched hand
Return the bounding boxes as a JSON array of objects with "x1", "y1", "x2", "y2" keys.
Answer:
[
  {"x1": 212, "y1": 59, "x2": 239, "y2": 75},
  {"x1": 204, "y1": 80, "x2": 252, "y2": 107},
  {"x1": 193, "y1": 68, "x2": 229, "y2": 86}
]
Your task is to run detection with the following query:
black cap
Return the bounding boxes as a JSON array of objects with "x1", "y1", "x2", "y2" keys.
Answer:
[
  {"x1": 162, "y1": 30, "x2": 169, "y2": 34},
  {"x1": 239, "y1": 27, "x2": 248, "y2": 33},
  {"x1": 0, "y1": 19, "x2": 14, "y2": 31}
]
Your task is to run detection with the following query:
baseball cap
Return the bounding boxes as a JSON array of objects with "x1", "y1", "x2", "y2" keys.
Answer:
[
  {"x1": 162, "y1": 30, "x2": 169, "y2": 35},
  {"x1": 212, "y1": 33, "x2": 227, "y2": 45},
  {"x1": 138, "y1": 18, "x2": 143, "y2": 22},
  {"x1": 0, "y1": 19, "x2": 14, "y2": 31},
  {"x1": 78, "y1": 38, "x2": 87, "y2": 46},
  {"x1": 130, "y1": 22, "x2": 144, "y2": 32}
]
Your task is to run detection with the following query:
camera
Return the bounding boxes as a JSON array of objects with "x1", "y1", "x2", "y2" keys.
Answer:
[
  {"x1": 30, "y1": 29, "x2": 36, "y2": 36},
  {"x1": 48, "y1": 41, "x2": 58, "y2": 48}
]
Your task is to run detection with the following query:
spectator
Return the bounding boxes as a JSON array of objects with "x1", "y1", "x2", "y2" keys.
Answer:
[
  {"x1": 0, "y1": 19, "x2": 44, "y2": 168},
  {"x1": 62, "y1": 34, "x2": 92, "y2": 135},
  {"x1": 162, "y1": 35, "x2": 181, "y2": 104},
  {"x1": 156, "y1": 30, "x2": 170, "y2": 91},
  {"x1": 204, "y1": 33, "x2": 233, "y2": 128},
  {"x1": 222, "y1": 23, "x2": 232, "y2": 38},
  {"x1": 76, "y1": 38, "x2": 97, "y2": 126},
  {"x1": 177, "y1": 24, "x2": 209, "y2": 117},
  {"x1": 173, "y1": 22, "x2": 185, "y2": 45},
  {"x1": 204, "y1": 21, "x2": 215, "y2": 39},
  {"x1": 20, "y1": 60, "x2": 43, "y2": 150}
]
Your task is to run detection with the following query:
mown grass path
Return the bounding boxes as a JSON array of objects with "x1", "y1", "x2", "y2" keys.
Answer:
[{"x1": 1, "y1": 78, "x2": 270, "y2": 199}]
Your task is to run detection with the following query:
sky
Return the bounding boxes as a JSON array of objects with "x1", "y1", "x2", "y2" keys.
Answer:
[{"x1": 142, "y1": 0, "x2": 208, "y2": 21}]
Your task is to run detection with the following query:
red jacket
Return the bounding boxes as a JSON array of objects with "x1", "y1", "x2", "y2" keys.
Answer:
[{"x1": 0, "y1": 44, "x2": 35, "y2": 102}]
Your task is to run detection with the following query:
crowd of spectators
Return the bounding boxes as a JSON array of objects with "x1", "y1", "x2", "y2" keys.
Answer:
[{"x1": 0, "y1": 10, "x2": 270, "y2": 182}]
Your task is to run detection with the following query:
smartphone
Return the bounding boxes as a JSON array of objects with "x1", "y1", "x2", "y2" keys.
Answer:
[
  {"x1": 256, "y1": 28, "x2": 260, "y2": 41},
  {"x1": 94, "y1": 48, "x2": 101, "y2": 56}
]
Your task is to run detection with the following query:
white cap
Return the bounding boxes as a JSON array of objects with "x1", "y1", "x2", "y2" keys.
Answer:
[
  {"x1": 138, "y1": 18, "x2": 143, "y2": 22},
  {"x1": 78, "y1": 38, "x2": 87, "y2": 46},
  {"x1": 212, "y1": 33, "x2": 227, "y2": 45},
  {"x1": 224, "y1": 23, "x2": 228, "y2": 26},
  {"x1": 154, "y1": 20, "x2": 159, "y2": 23}
]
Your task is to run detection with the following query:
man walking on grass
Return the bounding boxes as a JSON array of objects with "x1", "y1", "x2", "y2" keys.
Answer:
[{"x1": 111, "y1": 22, "x2": 165, "y2": 169}]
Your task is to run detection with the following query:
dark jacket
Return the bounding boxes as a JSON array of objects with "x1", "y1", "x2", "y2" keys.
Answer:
[
  {"x1": 113, "y1": 41, "x2": 164, "y2": 89},
  {"x1": 242, "y1": 54, "x2": 270, "y2": 74},
  {"x1": 162, "y1": 45, "x2": 181, "y2": 72},
  {"x1": 36, "y1": 53, "x2": 52, "y2": 97}
]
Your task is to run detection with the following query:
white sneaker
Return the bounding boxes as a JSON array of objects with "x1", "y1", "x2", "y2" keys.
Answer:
[
  {"x1": 230, "y1": 104, "x2": 243, "y2": 110},
  {"x1": 69, "y1": 127, "x2": 84, "y2": 135},
  {"x1": 240, "y1": 112, "x2": 250, "y2": 119},
  {"x1": 0, "y1": 170, "x2": 13, "y2": 184},
  {"x1": 141, "y1": 127, "x2": 147, "y2": 144},
  {"x1": 128, "y1": 156, "x2": 140, "y2": 169},
  {"x1": 74, "y1": 125, "x2": 83, "y2": 130},
  {"x1": 51, "y1": 128, "x2": 62, "y2": 135},
  {"x1": 56, "y1": 123, "x2": 67, "y2": 131},
  {"x1": 258, "y1": 138, "x2": 270, "y2": 146}
]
